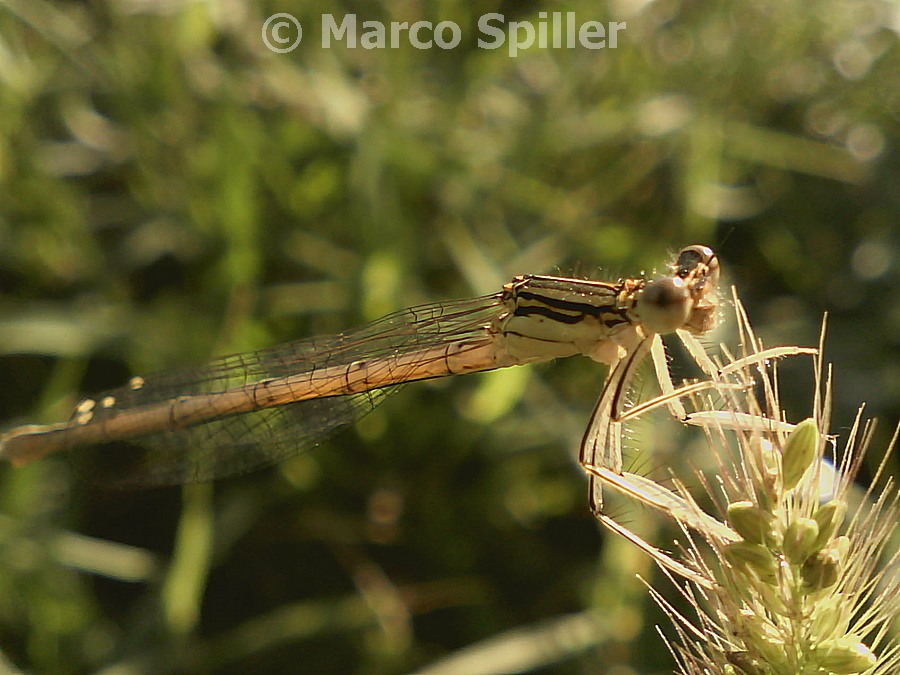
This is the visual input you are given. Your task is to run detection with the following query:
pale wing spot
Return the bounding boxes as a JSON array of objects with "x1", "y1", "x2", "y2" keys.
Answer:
[
  {"x1": 129, "y1": 376, "x2": 145, "y2": 390},
  {"x1": 76, "y1": 399, "x2": 96, "y2": 414},
  {"x1": 101, "y1": 396, "x2": 116, "y2": 408}
]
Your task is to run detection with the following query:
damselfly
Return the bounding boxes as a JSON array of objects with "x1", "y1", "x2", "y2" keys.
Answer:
[{"x1": 0, "y1": 245, "x2": 720, "y2": 506}]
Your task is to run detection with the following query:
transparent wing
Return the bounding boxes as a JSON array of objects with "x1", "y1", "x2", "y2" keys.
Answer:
[{"x1": 64, "y1": 293, "x2": 505, "y2": 486}]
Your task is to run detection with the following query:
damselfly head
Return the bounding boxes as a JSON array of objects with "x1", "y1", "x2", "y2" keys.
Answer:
[
  {"x1": 676, "y1": 244, "x2": 719, "y2": 334},
  {"x1": 636, "y1": 245, "x2": 719, "y2": 336}
]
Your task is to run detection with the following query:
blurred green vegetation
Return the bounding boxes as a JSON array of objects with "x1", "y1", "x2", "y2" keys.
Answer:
[{"x1": 0, "y1": 0, "x2": 897, "y2": 673}]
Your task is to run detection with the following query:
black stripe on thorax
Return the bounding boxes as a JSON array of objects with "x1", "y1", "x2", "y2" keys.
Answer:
[
  {"x1": 513, "y1": 298, "x2": 633, "y2": 328},
  {"x1": 514, "y1": 304, "x2": 588, "y2": 324},
  {"x1": 515, "y1": 290, "x2": 613, "y2": 317}
]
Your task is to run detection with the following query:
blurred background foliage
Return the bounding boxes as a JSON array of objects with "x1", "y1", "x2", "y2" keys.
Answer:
[{"x1": 0, "y1": 0, "x2": 897, "y2": 673}]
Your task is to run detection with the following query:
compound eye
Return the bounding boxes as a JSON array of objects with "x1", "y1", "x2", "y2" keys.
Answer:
[
  {"x1": 676, "y1": 245, "x2": 716, "y2": 278},
  {"x1": 639, "y1": 277, "x2": 691, "y2": 334}
]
